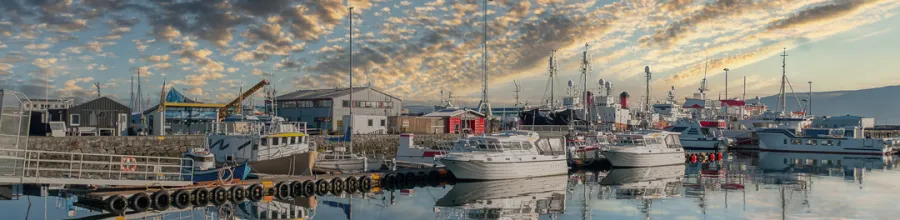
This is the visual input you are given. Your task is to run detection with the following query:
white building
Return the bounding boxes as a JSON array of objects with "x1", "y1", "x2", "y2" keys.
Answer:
[{"x1": 342, "y1": 115, "x2": 388, "y2": 134}]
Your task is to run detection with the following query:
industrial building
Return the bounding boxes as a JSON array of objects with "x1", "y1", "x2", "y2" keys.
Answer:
[
  {"x1": 388, "y1": 116, "x2": 444, "y2": 134},
  {"x1": 274, "y1": 87, "x2": 402, "y2": 132},
  {"x1": 142, "y1": 88, "x2": 225, "y2": 135},
  {"x1": 23, "y1": 98, "x2": 75, "y2": 136}
]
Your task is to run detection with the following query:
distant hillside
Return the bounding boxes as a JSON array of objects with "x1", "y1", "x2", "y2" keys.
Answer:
[{"x1": 756, "y1": 85, "x2": 900, "y2": 124}]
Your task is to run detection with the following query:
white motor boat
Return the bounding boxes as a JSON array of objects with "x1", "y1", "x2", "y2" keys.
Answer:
[
  {"x1": 601, "y1": 131, "x2": 685, "y2": 167},
  {"x1": 439, "y1": 130, "x2": 567, "y2": 180},
  {"x1": 664, "y1": 119, "x2": 733, "y2": 150}
]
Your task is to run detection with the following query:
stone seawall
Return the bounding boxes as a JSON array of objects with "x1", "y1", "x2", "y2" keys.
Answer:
[
  {"x1": 27, "y1": 136, "x2": 206, "y2": 158},
  {"x1": 311, "y1": 134, "x2": 459, "y2": 158},
  {"x1": 25, "y1": 134, "x2": 460, "y2": 159}
]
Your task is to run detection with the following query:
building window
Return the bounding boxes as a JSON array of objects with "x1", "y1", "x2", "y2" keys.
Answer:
[
  {"x1": 381, "y1": 119, "x2": 386, "y2": 127},
  {"x1": 368, "y1": 119, "x2": 373, "y2": 126},
  {"x1": 273, "y1": 137, "x2": 280, "y2": 145},
  {"x1": 343, "y1": 100, "x2": 350, "y2": 107},
  {"x1": 316, "y1": 100, "x2": 332, "y2": 108},
  {"x1": 70, "y1": 114, "x2": 81, "y2": 126}
]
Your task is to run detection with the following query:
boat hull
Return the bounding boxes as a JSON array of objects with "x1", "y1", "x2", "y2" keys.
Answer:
[
  {"x1": 680, "y1": 139, "x2": 726, "y2": 150},
  {"x1": 314, "y1": 158, "x2": 371, "y2": 171},
  {"x1": 601, "y1": 151, "x2": 684, "y2": 167},
  {"x1": 757, "y1": 132, "x2": 892, "y2": 155},
  {"x1": 568, "y1": 147, "x2": 604, "y2": 167},
  {"x1": 439, "y1": 158, "x2": 567, "y2": 180},
  {"x1": 249, "y1": 152, "x2": 318, "y2": 175},
  {"x1": 184, "y1": 163, "x2": 251, "y2": 183}
]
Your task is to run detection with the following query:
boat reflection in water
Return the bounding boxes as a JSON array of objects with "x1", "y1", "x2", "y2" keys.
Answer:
[
  {"x1": 598, "y1": 165, "x2": 685, "y2": 220},
  {"x1": 758, "y1": 151, "x2": 895, "y2": 177},
  {"x1": 434, "y1": 175, "x2": 567, "y2": 219}
]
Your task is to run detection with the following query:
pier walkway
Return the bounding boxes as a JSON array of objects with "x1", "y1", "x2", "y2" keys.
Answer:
[{"x1": 0, "y1": 90, "x2": 194, "y2": 187}]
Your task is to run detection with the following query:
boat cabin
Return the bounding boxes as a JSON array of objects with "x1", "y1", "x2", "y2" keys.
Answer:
[
  {"x1": 612, "y1": 131, "x2": 682, "y2": 149},
  {"x1": 182, "y1": 148, "x2": 215, "y2": 171}
]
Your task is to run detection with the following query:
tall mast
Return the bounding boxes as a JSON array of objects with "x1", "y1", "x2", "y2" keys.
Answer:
[
  {"x1": 349, "y1": 6, "x2": 354, "y2": 154},
  {"x1": 129, "y1": 76, "x2": 134, "y2": 112},
  {"x1": 581, "y1": 44, "x2": 591, "y2": 126},
  {"x1": 779, "y1": 48, "x2": 788, "y2": 115},
  {"x1": 549, "y1": 50, "x2": 557, "y2": 109},
  {"x1": 480, "y1": 0, "x2": 493, "y2": 132},
  {"x1": 644, "y1": 66, "x2": 651, "y2": 113}
]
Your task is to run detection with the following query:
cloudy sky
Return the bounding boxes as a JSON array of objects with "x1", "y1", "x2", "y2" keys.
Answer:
[{"x1": 1, "y1": 0, "x2": 898, "y2": 107}]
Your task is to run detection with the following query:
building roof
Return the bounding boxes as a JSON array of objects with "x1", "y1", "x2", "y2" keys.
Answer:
[
  {"x1": 276, "y1": 86, "x2": 400, "y2": 101},
  {"x1": 423, "y1": 109, "x2": 486, "y2": 118}
]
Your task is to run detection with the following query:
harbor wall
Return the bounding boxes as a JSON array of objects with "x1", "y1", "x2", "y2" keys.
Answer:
[
  {"x1": 25, "y1": 134, "x2": 460, "y2": 158},
  {"x1": 310, "y1": 134, "x2": 459, "y2": 158},
  {"x1": 27, "y1": 135, "x2": 205, "y2": 158}
]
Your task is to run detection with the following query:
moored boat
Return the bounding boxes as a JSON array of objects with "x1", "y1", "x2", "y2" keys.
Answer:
[
  {"x1": 665, "y1": 119, "x2": 733, "y2": 150},
  {"x1": 208, "y1": 121, "x2": 317, "y2": 175},
  {"x1": 439, "y1": 130, "x2": 567, "y2": 180},
  {"x1": 181, "y1": 148, "x2": 251, "y2": 183},
  {"x1": 601, "y1": 131, "x2": 685, "y2": 167}
]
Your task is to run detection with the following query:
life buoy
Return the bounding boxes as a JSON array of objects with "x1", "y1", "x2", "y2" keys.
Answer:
[
  {"x1": 120, "y1": 157, "x2": 137, "y2": 172},
  {"x1": 743, "y1": 115, "x2": 749, "y2": 120}
]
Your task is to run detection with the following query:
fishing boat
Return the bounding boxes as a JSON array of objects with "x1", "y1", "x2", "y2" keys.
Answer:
[
  {"x1": 664, "y1": 119, "x2": 733, "y2": 150},
  {"x1": 181, "y1": 148, "x2": 251, "y2": 183},
  {"x1": 439, "y1": 130, "x2": 567, "y2": 180},
  {"x1": 435, "y1": 175, "x2": 567, "y2": 219},
  {"x1": 208, "y1": 121, "x2": 317, "y2": 175},
  {"x1": 601, "y1": 131, "x2": 685, "y2": 167}
]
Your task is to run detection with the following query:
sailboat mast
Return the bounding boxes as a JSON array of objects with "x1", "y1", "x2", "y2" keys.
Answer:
[
  {"x1": 549, "y1": 50, "x2": 557, "y2": 109},
  {"x1": 779, "y1": 48, "x2": 788, "y2": 115},
  {"x1": 349, "y1": 6, "x2": 354, "y2": 154},
  {"x1": 480, "y1": 0, "x2": 492, "y2": 120},
  {"x1": 582, "y1": 44, "x2": 590, "y2": 126}
]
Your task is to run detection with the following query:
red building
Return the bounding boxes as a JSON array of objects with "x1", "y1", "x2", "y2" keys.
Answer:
[{"x1": 423, "y1": 109, "x2": 486, "y2": 134}]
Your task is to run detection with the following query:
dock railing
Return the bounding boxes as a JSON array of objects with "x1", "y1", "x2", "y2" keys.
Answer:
[{"x1": 0, "y1": 148, "x2": 194, "y2": 186}]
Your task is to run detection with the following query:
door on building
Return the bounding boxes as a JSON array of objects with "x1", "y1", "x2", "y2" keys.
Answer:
[{"x1": 117, "y1": 113, "x2": 128, "y2": 136}]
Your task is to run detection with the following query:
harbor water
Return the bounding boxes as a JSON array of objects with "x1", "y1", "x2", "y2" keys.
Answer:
[{"x1": 2, "y1": 150, "x2": 899, "y2": 220}]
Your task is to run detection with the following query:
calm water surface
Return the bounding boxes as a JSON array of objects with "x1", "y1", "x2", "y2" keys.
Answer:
[{"x1": 2, "y1": 151, "x2": 900, "y2": 220}]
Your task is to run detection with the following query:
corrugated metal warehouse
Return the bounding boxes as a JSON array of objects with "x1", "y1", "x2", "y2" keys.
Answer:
[
  {"x1": 63, "y1": 97, "x2": 130, "y2": 136},
  {"x1": 274, "y1": 87, "x2": 402, "y2": 132}
]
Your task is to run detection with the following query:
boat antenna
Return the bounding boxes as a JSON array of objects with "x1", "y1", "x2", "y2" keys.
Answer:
[
  {"x1": 699, "y1": 58, "x2": 709, "y2": 95},
  {"x1": 513, "y1": 80, "x2": 521, "y2": 108}
]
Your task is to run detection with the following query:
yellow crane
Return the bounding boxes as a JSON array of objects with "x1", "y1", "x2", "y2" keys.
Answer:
[{"x1": 218, "y1": 79, "x2": 270, "y2": 121}]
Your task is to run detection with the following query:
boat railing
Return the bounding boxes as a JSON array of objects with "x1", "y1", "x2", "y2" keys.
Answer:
[
  {"x1": 0, "y1": 148, "x2": 193, "y2": 184},
  {"x1": 212, "y1": 121, "x2": 308, "y2": 136}
]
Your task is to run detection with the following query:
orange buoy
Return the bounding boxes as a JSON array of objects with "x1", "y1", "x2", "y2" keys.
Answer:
[
  {"x1": 717, "y1": 152, "x2": 723, "y2": 161},
  {"x1": 690, "y1": 154, "x2": 697, "y2": 163},
  {"x1": 709, "y1": 153, "x2": 716, "y2": 161}
]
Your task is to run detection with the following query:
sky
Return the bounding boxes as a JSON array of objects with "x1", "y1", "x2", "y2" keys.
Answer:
[{"x1": 0, "y1": 0, "x2": 899, "y2": 108}]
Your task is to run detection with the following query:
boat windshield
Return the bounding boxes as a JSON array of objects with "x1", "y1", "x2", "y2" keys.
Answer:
[
  {"x1": 467, "y1": 140, "x2": 534, "y2": 152},
  {"x1": 617, "y1": 138, "x2": 645, "y2": 146}
]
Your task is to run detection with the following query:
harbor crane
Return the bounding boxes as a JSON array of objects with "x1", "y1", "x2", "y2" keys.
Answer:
[{"x1": 217, "y1": 79, "x2": 270, "y2": 121}]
